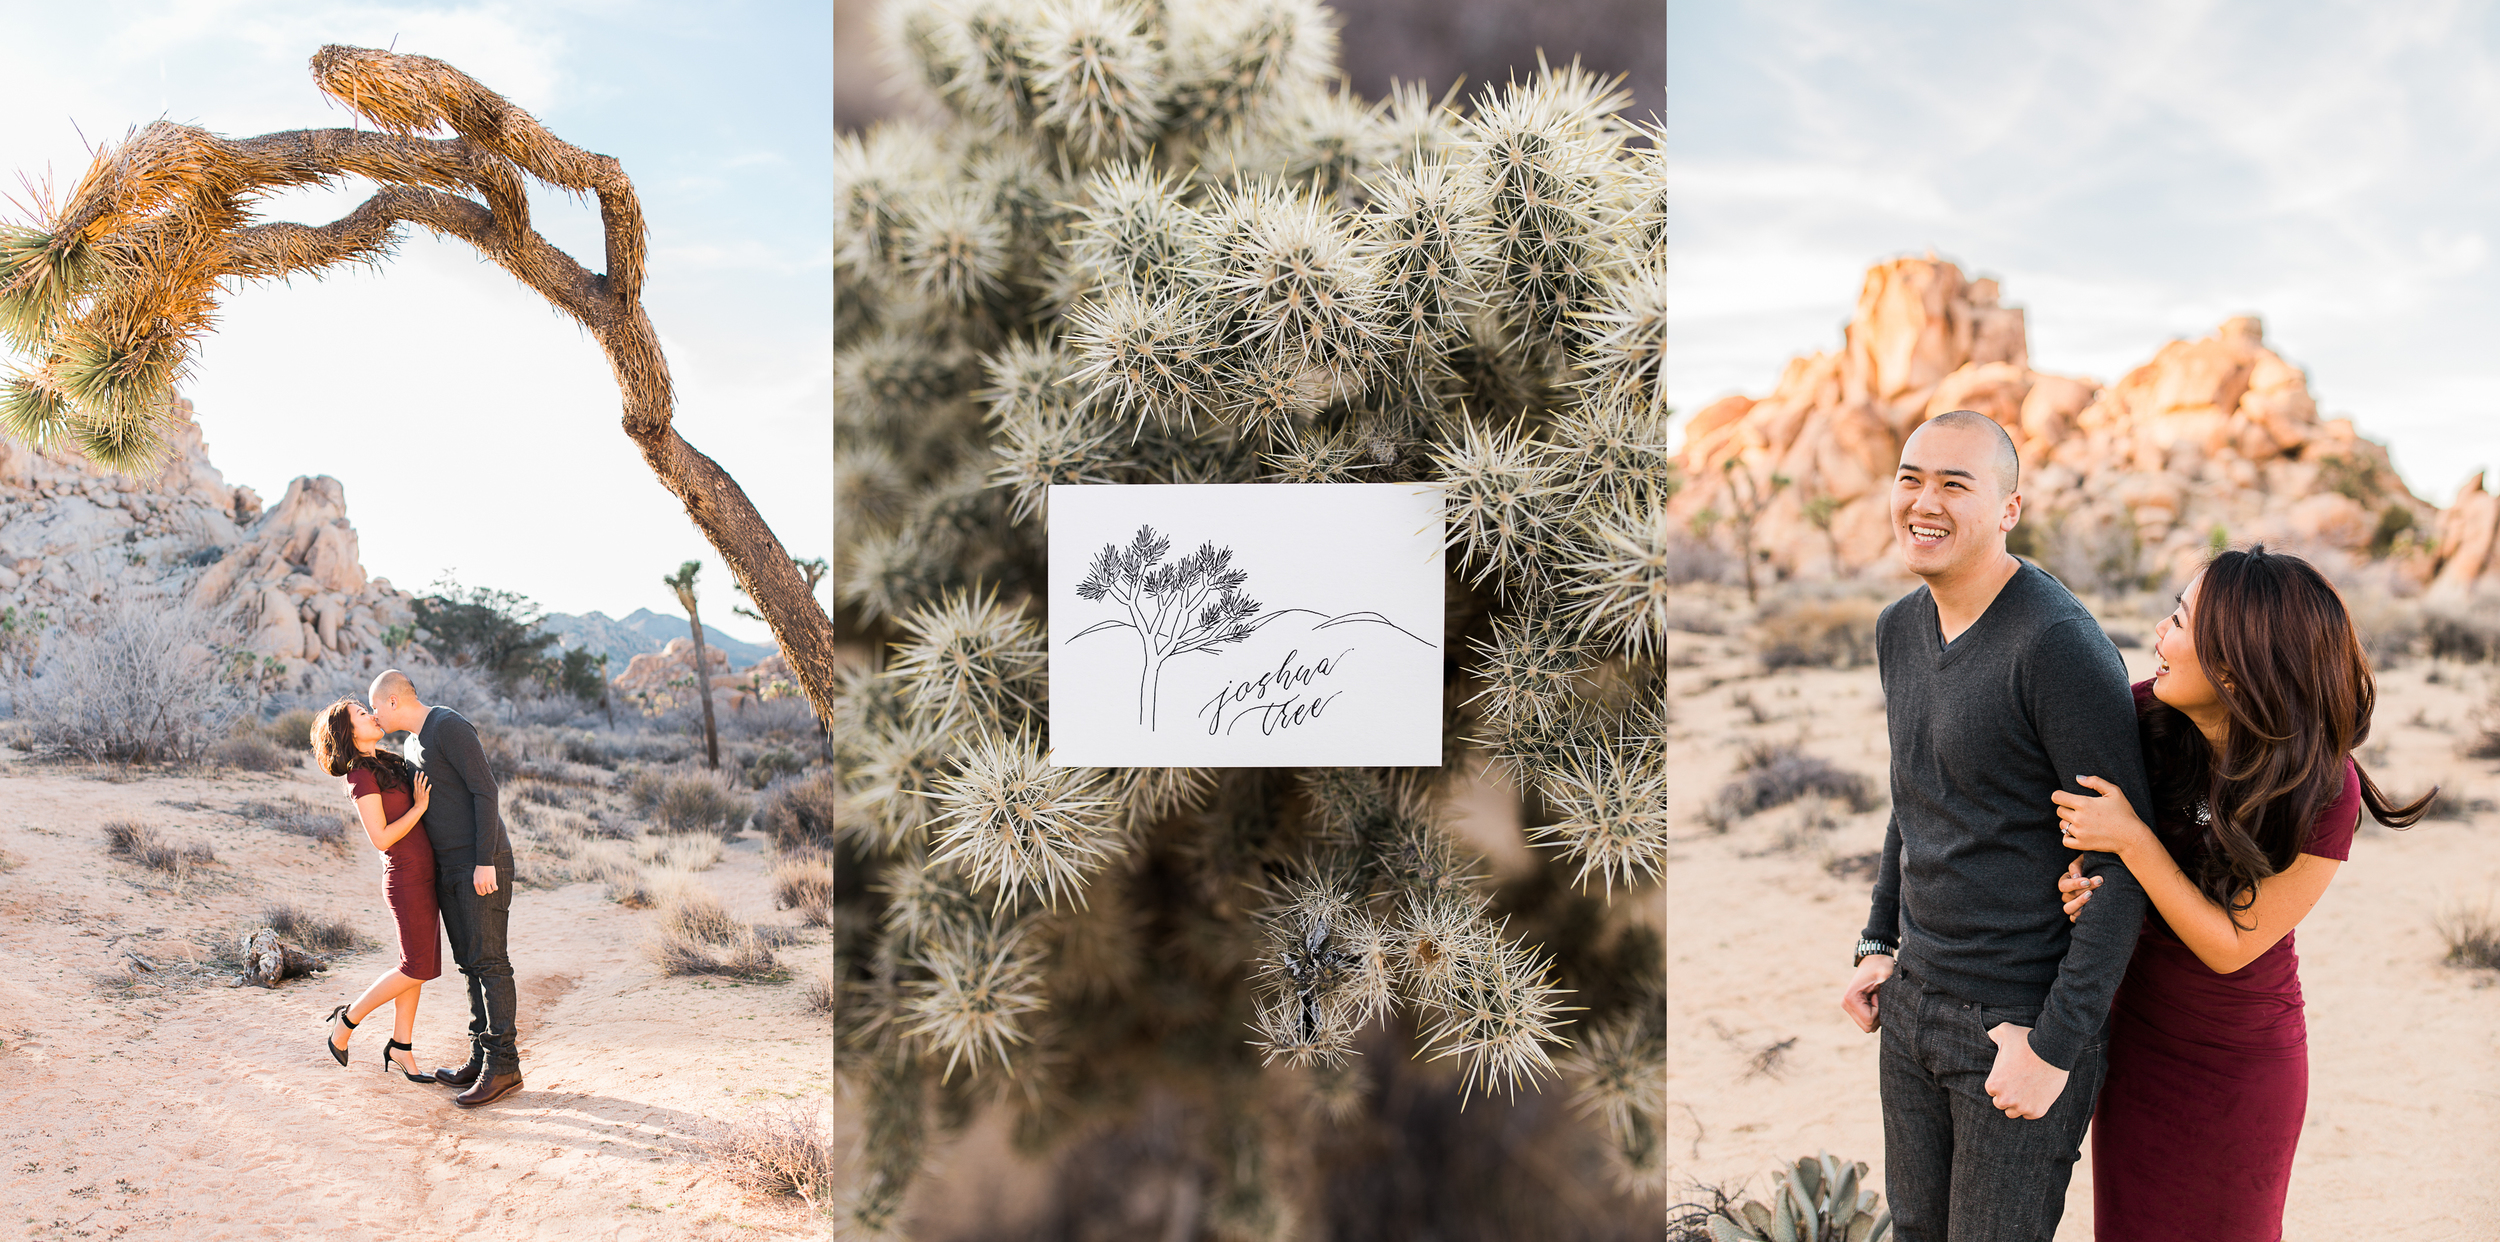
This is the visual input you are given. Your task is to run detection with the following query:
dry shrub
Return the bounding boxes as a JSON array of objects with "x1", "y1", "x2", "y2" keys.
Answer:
[
  {"x1": 2435, "y1": 897, "x2": 2500, "y2": 970},
  {"x1": 649, "y1": 923, "x2": 780, "y2": 980},
  {"x1": 26, "y1": 599, "x2": 243, "y2": 765},
  {"x1": 773, "y1": 849, "x2": 835, "y2": 927},
  {"x1": 701, "y1": 1102, "x2": 835, "y2": 1205},
  {"x1": 262, "y1": 902, "x2": 359, "y2": 952},
  {"x1": 208, "y1": 727, "x2": 294, "y2": 773},
  {"x1": 649, "y1": 770, "x2": 752, "y2": 836},
  {"x1": 655, "y1": 875, "x2": 743, "y2": 945},
  {"x1": 574, "y1": 840, "x2": 653, "y2": 907},
  {"x1": 239, "y1": 797, "x2": 350, "y2": 847},
  {"x1": 265, "y1": 708, "x2": 318, "y2": 751},
  {"x1": 758, "y1": 770, "x2": 840, "y2": 851},
  {"x1": 663, "y1": 837, "x2": 724, "y2": 873},
  {"x1": 1706, "y1": 742, "x2": 1877, "y2": 830},
  {"x1": 513, "y1": 779, "x2": 582, "y2": 809},
  {"x1": 104, "y1": 819, "x2": 214, "y2": 874},
  {"x1": 803, "y1": 962, "x2": 836, "y2": 1015},
  {"x1": 2422, "y1": 588, "x2": 2500, "y2": 662},
  {"x1": 1752, "y1": 593, "x2": 1881, "y2": 671}
]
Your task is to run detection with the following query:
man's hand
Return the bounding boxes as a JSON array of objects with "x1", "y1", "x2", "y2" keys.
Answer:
[
  {"x1": 474, "y1": 864, "x2": 498, "y2": 896},
  {"x1": 1984, "y1": 1023, "x2": 2069, "y2": 1120},
  {"x1": 1840, "y1": 954, "x2": 1893, "y2": 1033}
]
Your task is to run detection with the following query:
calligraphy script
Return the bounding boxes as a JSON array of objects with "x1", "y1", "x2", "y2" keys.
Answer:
[{"x1": 1197, "y1": 647, "x2": 1355, "y2": 737}]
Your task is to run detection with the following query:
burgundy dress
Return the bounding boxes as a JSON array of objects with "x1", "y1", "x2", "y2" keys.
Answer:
[
  {"x1": 346, "y1": 767, "x2": 442, "y2": 981},
  {"x1": 2091, "y1": 683, "x2": 2361, "y2": 1241}
]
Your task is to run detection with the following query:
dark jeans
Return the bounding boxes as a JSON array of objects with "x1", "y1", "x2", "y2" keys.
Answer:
[
  {"x1": 1879, "y1": 961, "x2": 2106, "y2": 1242},
  {"x1": 435, "y1": 851, "x2": 518, "y2": 1075}
]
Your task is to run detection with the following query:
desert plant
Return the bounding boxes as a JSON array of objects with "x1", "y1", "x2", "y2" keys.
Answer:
[
  {"x1": 760, "y1": 769, "x2": 841, "y2": 851},
  {"x1": 265, "y1": 707, "x2": 318, "y2": 751},
  {"x1": 650, "y1": 922, "x2": 780, "y2": 980},
  {"x1": 662, "y1": 560, "x2": 724, "y2": 768},
  {"x1": 23, "y1": 598, "x2": 243, "y2": 766},
  {"x1": 830, "y1": 0, "x2": 1664, "y2": 1230},
  {"x1": 260, "y1": 902, "x2": 359, "y2": 952},
  {"x1": 2436, "y1": 896, "x2": 2500, "y2": 970},
  {"x1": 773, "y1": 848, "x2": 835, "y2": 927},
  {"x1": 207, "y1": 726, "x2": 294, "y2": 773},
  {"x1": 649, "y1": 770, "x2": 751, "y2": 836},
  {"x1": 1707, "y1": 742, "x2": 1878, "y2": 829},
  {"x1": 701, "y1": 1102, "x2": 835, "y2": 1208},
  {"x1": 239, "y1": 797, "x2": 350, "y2": 847},
  {"x1": 1753, "y1": 592, "x2": 1882, "y2": 671},
  {"x1": 1706, "y1": 1152, "x2": 1892, "y2": 1242},
  {"x1": 0, "y1": 46, "x2": 835, "y2": 722},
  {"x1": 103, "y1": 819, "x2": 214, "y2": 875}
]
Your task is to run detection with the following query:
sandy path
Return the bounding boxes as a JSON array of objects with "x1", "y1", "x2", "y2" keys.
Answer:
[
  {"x1": 0, "y1": 754, "x2": 828, "y2": 1241},
  {"x1": 1664, "y1": 633, "x2": 2500, "y2": 1238}
]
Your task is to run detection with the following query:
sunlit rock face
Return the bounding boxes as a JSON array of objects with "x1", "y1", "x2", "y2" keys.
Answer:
[
  {"x1": 1672, "y1": 256, "x2": 2469, "y2": 591},
  {"x1": 0, "y1": 394, "x2": 416, "y2": 672}
]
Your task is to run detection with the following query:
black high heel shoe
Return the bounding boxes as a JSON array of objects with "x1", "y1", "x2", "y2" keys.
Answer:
[
  {"x1": 324, "y1": 1005, "x2": 357, "y2": 1067},
  {"x1": 382, "y1": 1039, "x2": 437, "y2": 1083}
]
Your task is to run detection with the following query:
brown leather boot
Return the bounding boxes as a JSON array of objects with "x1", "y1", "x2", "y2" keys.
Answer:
[
  {"x1": 431, "y1": 1051, "x2": 483, "y2": 1087},
  {"x1": 453, "y1": 1070, "x2": 523, "y2": 1109}
]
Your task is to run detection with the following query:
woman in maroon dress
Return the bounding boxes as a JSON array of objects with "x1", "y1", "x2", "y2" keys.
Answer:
[
  {"x1": 309, "y1": 698, "x2": 443, "y2": 1082},
  {"x1": 2052, "y1": 547, "x2": 2431, "y2": 1240}
]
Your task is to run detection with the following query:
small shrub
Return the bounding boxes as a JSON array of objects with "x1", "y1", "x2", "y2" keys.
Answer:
[
  {"x1": 744, "y1": 745, "x2": 808, "y2": 789},
  {"x1": 661, "y1": 837, "x2": 724, "y2": 873},
  {"x1": 1707, "y1": 742, "x2": 1877, "y2": 829},
  {"x1": 773, "y1": 850, "x2": 835, "y2": 927},
  {"x1": 758, "y1": 770, "x2": 840, "y2": 851},
  {"x1": 656, "y1": 878, "x2": 743, "y2": 945},
  {"x1": 2435, "y1": 897, "x2": 2500, "y2": 970},
  {"x1": 261, "y1": 902, "x2": 359, "y2": 952},
  {"x1": 649, "y1": 923, "x2": 780, "y2": 979},
  {"x1": 265, "y1": 708, "x2": 318, "y2": 751},
  {"x1": 2422, "y1": 591, "x2": 2500, "y2": 663},
  {"x1": 103, "y1": 819, "x2": 214, "y2": 874},
  {"x1": 239, "y1": 798, "x2": 350, "y2": 846},
  {"x1": 574, "y1": 841, "x2": 654, "y2": 907},
  {"x1": 512, "y1": 780, "x2": 581, "y2": 810},
  {"x1": 700, "y1": 1103, "x2": 835, "y2": 1205},
  {"x1": 655, "y1": 773, "x2": 752, "y2": 836},
  {"x1": 24, "y1": 600, "x2": 243, "y2": 766},
  {"x1": 803, "y1": 963, "x2": 836, "y2": 1016},
  {"x1": 1753, "y1": 595, "x2": 1881, "y2": 671},
  {"x1": 207, "y1": 728, "x2": 294, "y2": 773}
]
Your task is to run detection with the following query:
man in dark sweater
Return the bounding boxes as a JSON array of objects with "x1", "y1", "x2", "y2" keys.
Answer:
[
  {"x1": 373, "y1": 669, "x2": 523, "y2": 1108},
  {"x1": 1836, "y1": 411, "x2": 2151, "y2": 1241}
]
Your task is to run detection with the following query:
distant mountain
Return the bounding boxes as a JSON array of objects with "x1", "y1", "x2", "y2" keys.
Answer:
[{"x1": 541, "y1": 609, "x2": 777, "y2": 670}]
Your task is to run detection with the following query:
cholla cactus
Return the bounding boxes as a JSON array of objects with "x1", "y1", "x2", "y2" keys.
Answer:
[{"x1": 834, "y1": 0, "x2": 1664, "y2": 1229}]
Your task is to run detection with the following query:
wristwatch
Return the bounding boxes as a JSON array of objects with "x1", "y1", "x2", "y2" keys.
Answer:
[{"x1": 1853, "y1": 937, "x2": 1897, "y2": 967}]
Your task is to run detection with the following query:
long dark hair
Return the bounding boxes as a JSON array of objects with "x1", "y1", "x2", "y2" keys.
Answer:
[
  {"x1": 311, "y1": 698, "x2": 414, "y2": 791},
  {"x1": 2140, "y1": 546, "x2": 2433, "y2": 926}
]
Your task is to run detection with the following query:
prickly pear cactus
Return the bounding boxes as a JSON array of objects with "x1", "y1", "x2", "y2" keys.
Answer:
[
  {"x1": 1707, "y1": 1153, "x2": 1894, "y2": 1242},
  {"x1": 832, "y1": 0, "x2": 1667, "y2": 1233}
]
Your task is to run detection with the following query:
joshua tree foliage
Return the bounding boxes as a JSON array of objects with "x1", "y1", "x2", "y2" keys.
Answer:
[
  {"x1": 833, "y1": 1, "x2": 1665, "y2": 1233},
  {"x1": 1073, "y1": 523, "x2": 1265, "y2": 727},
  {"x1": 0, "y1": 45, "x2": 838, "y2": 726},
  {"x1": 665, "y1": 559, "x2": 723, "y2": 769}
]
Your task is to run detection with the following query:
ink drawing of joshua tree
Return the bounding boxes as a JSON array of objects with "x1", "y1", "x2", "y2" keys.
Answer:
[
  {"x1": 1071, "y1": 522, "x2": 1434, "y2": 731},
  {"x1": 1073, "y1": 525, "x2": 1265, "y2": 729}
]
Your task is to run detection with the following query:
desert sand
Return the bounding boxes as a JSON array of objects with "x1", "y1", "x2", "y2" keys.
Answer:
[
  {"x1": 1663, "y1": 592, "x2": 2500, "y2": 1239},
  {"x1": 0, "y1": 749, "x2": 829, "y2": 1241}
]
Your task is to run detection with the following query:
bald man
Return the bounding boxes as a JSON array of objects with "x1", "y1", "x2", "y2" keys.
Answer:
[
  {"x1": 372, "y1": 670, "x2": 522, "y2": 1107},
  {"x1": 1838, "y1": 410, "x2": 2151, "y2": 1241}
]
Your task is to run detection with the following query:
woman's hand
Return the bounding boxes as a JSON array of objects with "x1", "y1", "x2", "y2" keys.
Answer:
[
  {"x1": 410, "y1": 773, "x2": 431, "y2": 814},
  {"x1": 2048, "y1": 774, "x2": 2155, "y2": 859},
  {"x1": 2058, "y1": 858, "x2": 2101, "y2": 923}
]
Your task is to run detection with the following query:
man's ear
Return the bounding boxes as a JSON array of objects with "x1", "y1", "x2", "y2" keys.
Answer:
[{"x1": 2000, "y1": 490, "x2": 2023, "y2": 533}]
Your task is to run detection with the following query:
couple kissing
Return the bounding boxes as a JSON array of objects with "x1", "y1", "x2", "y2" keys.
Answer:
[{"x1": 308, "y1": 669, "x2": 524, "y2": 1109}]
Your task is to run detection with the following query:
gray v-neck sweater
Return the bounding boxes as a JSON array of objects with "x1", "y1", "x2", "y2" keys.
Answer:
[{"x1": 1859, "y1": 561, "x2": 2152, "y2": 1070}]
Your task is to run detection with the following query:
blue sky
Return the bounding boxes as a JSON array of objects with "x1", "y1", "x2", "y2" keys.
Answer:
[
  {"x1": 0, "y1": 1, "x2": 831, "y2": 642},
  {"x1": 1668, "y1": 0, "x2": 2498, "y2": 506}
]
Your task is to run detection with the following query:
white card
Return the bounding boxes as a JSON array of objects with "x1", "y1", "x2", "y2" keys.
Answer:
[{"x1": 1047, "y1": 483, "x2": 1445, "y2": 767}]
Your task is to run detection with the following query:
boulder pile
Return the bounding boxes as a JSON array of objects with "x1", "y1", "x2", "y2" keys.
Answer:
[
  {"x1": 1673, "y1": 257, "x2": 2479, "y2": 594},
  {"x1": 0, "y1": 394, "x2": 417, "y2": 675}
]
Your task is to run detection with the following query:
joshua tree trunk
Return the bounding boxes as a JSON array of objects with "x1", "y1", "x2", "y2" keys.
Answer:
[
  {"x1": 687, "y1": 610, "x2": 719, "y2": 769},
  {"x1": 666, "y1": 560, "x2": 721, "y2": 770},
  {"x1": 0, "y1": 45, "x2": 838, "y2": 725}
]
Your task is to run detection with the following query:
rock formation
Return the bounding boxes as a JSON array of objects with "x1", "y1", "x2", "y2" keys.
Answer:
[
  {"x1": 0, "y1": 394, "x2": 417, "y2": 675},
  {"x1": 1673, "y1": 257, "x2": 2470, "y2": 592}
]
